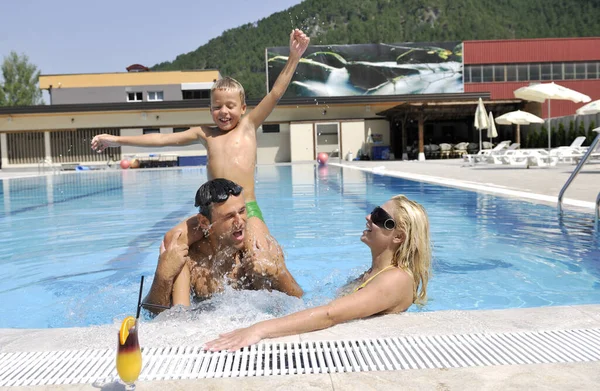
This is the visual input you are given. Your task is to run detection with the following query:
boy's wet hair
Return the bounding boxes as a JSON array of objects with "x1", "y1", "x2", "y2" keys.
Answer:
[
  {"x1": 211, "y1": 77, "x2": 246, "y2": 106},
  {"x1": 195, "y1": 178, "x2": 243, "y2": 220}
]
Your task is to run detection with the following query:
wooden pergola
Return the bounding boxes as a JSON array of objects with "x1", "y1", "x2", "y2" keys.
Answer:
[{"x1": 377, "y1": 97, "x2": 524, "y2": 160}]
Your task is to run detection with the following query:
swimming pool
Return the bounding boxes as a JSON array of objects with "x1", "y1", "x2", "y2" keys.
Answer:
[{"x1": 0, "y1": 165, "x2": 598, "y2": 329}]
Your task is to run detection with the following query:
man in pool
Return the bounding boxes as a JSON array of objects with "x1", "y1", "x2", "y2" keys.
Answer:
[
  {"x1": 142, "y1": 178, "x2": 302, "y2": 312},
  {"x1": 91, "y1": 29, "x2": 309, "y2": 300}
]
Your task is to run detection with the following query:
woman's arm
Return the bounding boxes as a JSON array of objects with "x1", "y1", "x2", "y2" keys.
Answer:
[{"x1": 204, "y1": 269, "x2": 406, "y2": 351}]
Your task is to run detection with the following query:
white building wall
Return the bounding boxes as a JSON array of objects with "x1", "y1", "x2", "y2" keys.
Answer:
[
  {"x1": 256, "y1": 124, "x2": 290, "y2": 164},
  {"x1": 289, "y1": 122, "x2": 315, "y2": 162},
  {"x1": 340, "y1": 120, "x2": 365, "y2": 159}
]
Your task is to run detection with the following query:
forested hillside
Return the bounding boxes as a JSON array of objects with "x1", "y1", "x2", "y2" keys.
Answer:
[{"x1": 153, "y1": 0, "x2": 600, "y2": 98}]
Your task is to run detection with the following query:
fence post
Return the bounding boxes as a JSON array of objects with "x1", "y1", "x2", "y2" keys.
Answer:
[
  {"x1": 0, "y1": 133, "x2": 8, "y2": 168},
  {"x1": 44, "y1": 131, "x2": 52, "y2": 162}
]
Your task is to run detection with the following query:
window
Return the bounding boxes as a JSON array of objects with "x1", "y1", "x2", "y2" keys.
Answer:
[
  {"x1": 143, "y1": 128, "x2": 160, "y2": 135},
  {"x1": 482, "y1": 65, "x2": 494, "y2": 82},
  {"x1": 552, "y1": 63, "x2": 562, "y2": 80},
  {"x1": 173, "y1": 127, "x2": 190, "y2": 133},
  {"x1": 575, "y1": 63, "x2": 586, "y2": 80},
  {"x1": 463, "y1": 61, "x2": 599, "y2": 82},
  {"x1": 586, "y1": 62, "x2": 598, "y2": 79},
  {"x1": 182, "y1": 90, "x2": 211, "y2": 99},
  {"x1": 127, "y1": 92, "x2": 143, "y2": 102},
  {"x1": 470, "y1": 66, "x2": 482, "y2": 83},
  {"x1": 564, "y1": 63, "x2": 575, "y2": 80},
  {"x1": 493, "y1": 65, "x2": 504, "y2": 82},
  {"x1": 262, "y1": 124, "x2": 280, "y2": 133},
  {"x1": 463, "y1": 66, "x2": 471, "y2": 83},
  {"x1": 148, "y1": 91, "x2": 164, "y2": 101},
  {"x1": 506, "y1": 65, "x2": 517, "y2": 81},
  {"x1": 529, "y1": 63, "x2": 541, "y2": 81},
  {"x1": 541, "y1": 63, "x2": 552, "y2": 80},
  {"x1": 517, "y1": 64, "x2": 528, "y2": 81}
]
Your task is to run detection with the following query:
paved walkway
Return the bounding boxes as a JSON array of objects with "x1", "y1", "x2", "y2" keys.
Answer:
[{"x1": 334, "y1": 158, "x2": 599, "y2": 213}]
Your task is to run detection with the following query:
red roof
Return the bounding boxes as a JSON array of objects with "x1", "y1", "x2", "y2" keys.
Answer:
[{"x1": 126, "y1": 64, "x2": 150, "y2": 72}]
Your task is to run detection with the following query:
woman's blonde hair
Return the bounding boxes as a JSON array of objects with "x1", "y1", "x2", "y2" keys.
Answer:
[
  {"x1": 390, "y1": 195, "x2": 431, "y2": 306},
  {"x1": 211, "y1": 77, "x2": 246, "y2": 106}
]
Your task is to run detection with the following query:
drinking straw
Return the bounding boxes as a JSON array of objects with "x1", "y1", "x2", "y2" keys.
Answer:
[{"x1": 136, "y1": 276, "x2": 144, "y2": 319}]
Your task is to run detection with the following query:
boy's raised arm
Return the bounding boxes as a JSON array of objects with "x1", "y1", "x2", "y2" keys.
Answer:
[
  {"x1": 91, "y1": 127, "x2": 207, "y2": 152},
  {"x1": 247, "y1": 29, "x2": 309, "y2": 129}
]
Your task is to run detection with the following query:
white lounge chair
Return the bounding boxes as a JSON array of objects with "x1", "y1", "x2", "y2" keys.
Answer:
[
  {"x1": 527, "y1": 150, "x2": 559, "y2": 167},
  {"x1": 572, "y1": 142, "x2": 600, "y2": 164},
  {"x1": 550, "y1": 136, "x2": 587, "y2": 163},
  {"x1": 484, "y1": 143, "x2": 521, "y2": 165},
  {"x1": 463, "y1": 140, "x2": 511, "y2": 165}
]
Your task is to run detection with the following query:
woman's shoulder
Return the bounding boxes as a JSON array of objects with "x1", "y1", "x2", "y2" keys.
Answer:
[{"x1": 376, "y1": 267, "x2": 414, "y2": 291}]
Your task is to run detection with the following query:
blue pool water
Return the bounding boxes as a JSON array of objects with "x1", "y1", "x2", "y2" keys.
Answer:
[{"x1": 0, "y1": 165, "x2": 599, "y2": 329}]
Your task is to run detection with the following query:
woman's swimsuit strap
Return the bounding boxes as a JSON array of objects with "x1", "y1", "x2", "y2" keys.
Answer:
[{"x1": 354, "y1": 265, "x2": 397, "y2": 292}]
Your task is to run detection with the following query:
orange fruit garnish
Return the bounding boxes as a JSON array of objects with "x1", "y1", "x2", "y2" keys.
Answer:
[{"x1": 119, "y1": 316, "x2": 136, "y2": 345}]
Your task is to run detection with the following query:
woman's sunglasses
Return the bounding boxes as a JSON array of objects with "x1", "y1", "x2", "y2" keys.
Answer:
[{"x1": 370, "y1": 206, "x2": 396, "y2": 230}]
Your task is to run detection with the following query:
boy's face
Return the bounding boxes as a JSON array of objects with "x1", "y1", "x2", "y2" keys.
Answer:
[{"x1": 210, "y1": 89, "x2": 246, "y2": 131}]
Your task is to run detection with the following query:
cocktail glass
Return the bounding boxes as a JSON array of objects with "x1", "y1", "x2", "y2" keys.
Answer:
[{"x1": 116, "y1": 318, "x2": 142, "y2": 390}]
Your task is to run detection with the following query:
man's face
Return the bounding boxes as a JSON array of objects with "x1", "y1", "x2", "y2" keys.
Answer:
[
  {"x1": 207, "y1": 194, "x2": 247, "y2": 250},
  {"x1": 210, "y1": 89, "x2": 246, "y2": 132}
]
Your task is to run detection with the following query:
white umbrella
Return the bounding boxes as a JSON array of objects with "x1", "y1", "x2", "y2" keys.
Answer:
[
  {"x1": 487, "y1": 111, "x2": 498, "y2": 143},
  {"x1": 495, "y1": 110, "x2": 544, "y2": 145},
  {"x1": 474, "y1": 97, "x2": 489, "y2": 151},
  {"x1": 576, "y1": 99, "x2": 600, "y2": 115},
  {"x1": 514, "y1": 82, "x2": 591, "y2": 149}
]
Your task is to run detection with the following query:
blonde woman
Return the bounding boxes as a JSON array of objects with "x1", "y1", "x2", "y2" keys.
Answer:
[{"x1": 204, "y1": 195, "x2": 431, "y2": 352}]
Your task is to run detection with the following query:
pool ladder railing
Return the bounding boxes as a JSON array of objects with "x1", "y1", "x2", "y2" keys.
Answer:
[
  {"x1": 37, "y1": 158, "x2": 59, "y2": 174},
  {"x1": 557, "y1": 127, "x2": 600, "y2": 229}
]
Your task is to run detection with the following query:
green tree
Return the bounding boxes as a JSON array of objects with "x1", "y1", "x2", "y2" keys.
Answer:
[
  {"x1": 555, "y1": 123, "x2": 566, "y2": 147},
  {"x1": 0, "y1": 51, "x2": 43, "y2": 106},
  {"x1": 525, "y1": 128, "x2": 538, "y2": 148},
  {"x1": 567, "y1": 119, "x2": 576, "y2": 145},
  {"x1": 577, "y1": 120, "x2": 587, "y2": 140},
  {"x1": 151, "y1": 0, "x2": 600, "y2": 98}
]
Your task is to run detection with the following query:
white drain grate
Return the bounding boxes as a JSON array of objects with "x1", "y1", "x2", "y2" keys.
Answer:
[{"x1": 1, "y1": 328, "x2": 599, "y2": 386}]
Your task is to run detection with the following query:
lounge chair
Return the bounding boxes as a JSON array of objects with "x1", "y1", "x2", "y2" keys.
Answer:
[
  {"x1": 550, "y1": 136, "x2": 587, "y2": 163},
  {"x1": 573, "y1": 142, "x2": 600, "y2": 164},
  {"x1": 463, "y1": 140, "x2": 511, "y2": 165},
  {"x1": 504, "y1": 149, "x2": 558, "y2": 167},
  {"x1": 527, "y1": 150, "x2": 559, "y2": 167},
  {"x1": 484, "y1": 143, "x2": 521, "y2": 164}
]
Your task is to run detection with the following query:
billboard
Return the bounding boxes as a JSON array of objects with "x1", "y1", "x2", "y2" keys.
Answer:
[{"x1": 266, "y1": 41, "x2": 463, "y2": 97}]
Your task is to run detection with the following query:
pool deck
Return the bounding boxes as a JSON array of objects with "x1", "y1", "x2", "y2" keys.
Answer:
[{"x1": 1, "y1": 160, "x2": 599, "y2": 390}]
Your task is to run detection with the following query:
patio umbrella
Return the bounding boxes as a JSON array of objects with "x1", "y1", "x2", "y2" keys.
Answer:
[
  {"x1": 576, "y1": 99, "x2": 600, "y2": 115},
  {"x1": 487, "y1": 111, "x2": 498, "y2": 143},
  {"x1": 514, "y1": 82, "x2": 591, "y2": 149},
  {"x1": 495, "y1": 110, "x2": 544, "y2": 145},
  {"x1": 474, "y1": 97, "x2": 489, "y2": 151}
]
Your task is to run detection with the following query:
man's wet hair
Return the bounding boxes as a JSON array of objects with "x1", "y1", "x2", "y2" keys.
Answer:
[{"x1": 195, "y1": 178, "x2": 243, "y2": 219}]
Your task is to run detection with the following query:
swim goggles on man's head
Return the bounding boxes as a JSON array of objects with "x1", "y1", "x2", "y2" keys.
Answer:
[{"x1": 370, "y1": 206, "x2": 396, "y2": 230}]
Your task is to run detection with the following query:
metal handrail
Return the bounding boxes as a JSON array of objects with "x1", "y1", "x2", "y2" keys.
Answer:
[
  {"x1": 558, "y1": 127, "x2": 600, "y2": 216},
  {"x1": 595, "y1": 191, "x2": 600, "y2": 229},
  {"x1": 37, "y1": 158, "x2": 52, "y2": 174}
]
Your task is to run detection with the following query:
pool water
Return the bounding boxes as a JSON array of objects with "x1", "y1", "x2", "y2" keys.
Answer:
[{"x1": 0, "y1": 165, "x2": 598, "y2": 329}]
